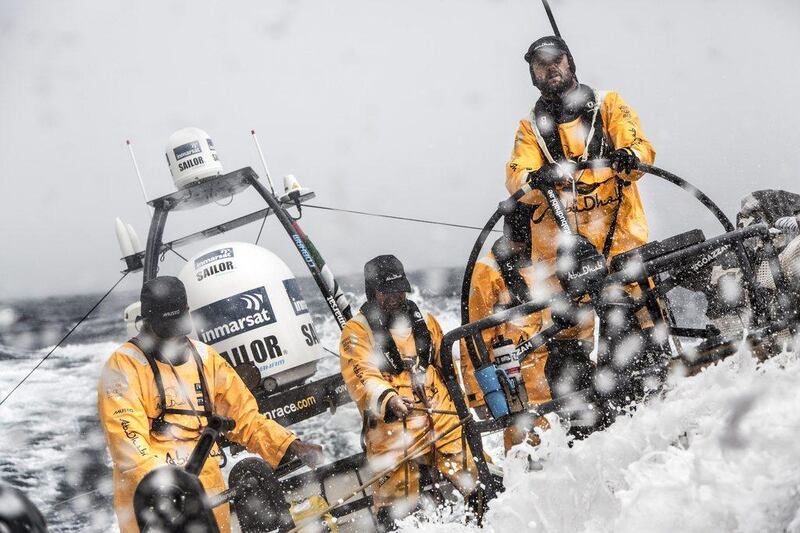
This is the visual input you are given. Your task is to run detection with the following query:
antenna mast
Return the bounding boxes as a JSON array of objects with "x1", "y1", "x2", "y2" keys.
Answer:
[{"x1": 541, "y1": 0, "x2": 562, "y2": 37}]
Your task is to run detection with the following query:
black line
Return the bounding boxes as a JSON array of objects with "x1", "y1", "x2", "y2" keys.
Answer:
[
  {"x1": 0, "y1": 271, "x2": 130, "y2": 408},
  {"x1": 303, "y1": 204, "x2": 501, "y2": 233},
  {"x1": 254, "y1": 209, "x2": 271, "y2": 245}
]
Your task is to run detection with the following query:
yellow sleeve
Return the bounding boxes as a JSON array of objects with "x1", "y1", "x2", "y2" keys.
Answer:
[
  {"x1": 506, "y1": 118, "x2": 546, "y2": 203},
  {"x1": 210, "y1": 350, "x2": 297, "y2": 468},
  {"x1": 339, "y1": 319, "x2": 398, "y2": 421},
  {"x1": 425, "y1": 313, "x2": 445, "y2": 369},
  {"x1": 97, "y1": 352, "x2": 160, "y2": 488},
  {"x1": 603, "y1": 91, "x2": 656, "y2": 180}
]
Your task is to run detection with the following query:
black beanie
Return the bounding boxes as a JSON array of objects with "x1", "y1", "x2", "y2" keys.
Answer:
[{"x1": 524, "y1": 35, "x2": 576, "y2": 74}]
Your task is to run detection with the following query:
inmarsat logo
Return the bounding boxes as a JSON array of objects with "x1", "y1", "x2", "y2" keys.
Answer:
[
  {"x1": 282, "y1": 279, "x2": 309, "y2": 315},
  {"x1": 191, "y1": 287, "x2": 276, "y2": 344},
  {"x1": 194, "y1": 248, "x2": 235, "y2": 281},
  {"x1": 173, "y1": 141, "x2": 202, "y2": 161},
  {"x1": 195, "y1": 248, "x2": 234, "y2": 269}
]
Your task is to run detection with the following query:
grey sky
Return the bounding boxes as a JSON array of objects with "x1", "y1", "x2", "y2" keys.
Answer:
[{"x1": 1, "y1": 0, "x2": 799, "y2": 300}]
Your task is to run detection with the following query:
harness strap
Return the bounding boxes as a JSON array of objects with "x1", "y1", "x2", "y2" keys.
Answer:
[
  {"x1": 492, "y1": 239, "x2": 531, "y2": 307},
  {"x1": 360, "y1": 301, "x2": 433, "y2": 375}
]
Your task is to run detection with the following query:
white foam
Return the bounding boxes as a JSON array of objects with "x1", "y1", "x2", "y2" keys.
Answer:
[{"x1": 405, "y1": 350, "x2": 800, "y2": 532}]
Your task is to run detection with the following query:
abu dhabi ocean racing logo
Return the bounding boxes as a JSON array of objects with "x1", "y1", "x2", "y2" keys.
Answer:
[{"x1": 191, "y1": 287, "x2": 276, "y2": 344}]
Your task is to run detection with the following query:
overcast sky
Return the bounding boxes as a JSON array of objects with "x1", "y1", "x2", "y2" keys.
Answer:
[{"x1": 1, "y1": 0, "x2": 799, "y2": 300}]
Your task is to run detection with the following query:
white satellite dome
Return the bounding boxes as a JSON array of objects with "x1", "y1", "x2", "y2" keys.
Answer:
[{"x1": 164, "y1": 127, "x2": 224, "y2": 189}]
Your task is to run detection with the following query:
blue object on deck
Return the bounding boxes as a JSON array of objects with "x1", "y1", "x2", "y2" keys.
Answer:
[{"x1": 475, "y1": 365, "x2": 509, "y2": 419}]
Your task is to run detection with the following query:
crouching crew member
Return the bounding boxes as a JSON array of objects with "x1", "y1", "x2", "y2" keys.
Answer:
[
  {"x1": 460, "y1": 204, "x2": 583, "y2": 449},
  {"x1": 98, "y1": 276, "x2": 323, "y2": 532},
  {"x1": 340, "y1": 255, "x2": 480, "y2": 529}
]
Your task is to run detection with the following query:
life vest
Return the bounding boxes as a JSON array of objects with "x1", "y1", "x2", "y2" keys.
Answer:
[
  {"x1": 360, "y1": 300, "x2": 433, "y2": 375},
  {"x1": 531, "y1": 83, "x2": 610, "y2": 164},
  {"x1": 128, "y1": 336, "x2": 213, "y2": 434},
  {"x1": 530, "y1": 84, "x2": 626, "y2": 258}
]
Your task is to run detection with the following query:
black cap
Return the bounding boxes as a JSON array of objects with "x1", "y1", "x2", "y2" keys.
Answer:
[
  {"x1": 140, "y1": 276, "x2": 192, "y2": 338},
  {"x1": 503, "y1": 202, "x2": 533, "y2": 243},
  {"x1": 364, "y1": 255, "x2": 412, "y2": 299},
  {"x1": 524, "y1": 35, "x2": 576, "y2": 73}
]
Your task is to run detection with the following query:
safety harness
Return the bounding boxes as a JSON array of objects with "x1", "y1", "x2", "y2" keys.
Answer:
[
  {"x1": 529, "y1": 84, "x2": 625, "y2": 258},
  {"x1": 128, "y1": 336, "x2": 213, "y2": 434},
  {"x1": 360, "y1": 300, "x2": 433, "y2": 375}
]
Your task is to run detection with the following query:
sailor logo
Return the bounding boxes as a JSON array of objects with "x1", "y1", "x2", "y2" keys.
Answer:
[
  {"x1": 282, "y1": 279, "x2": 309, "y2": 315},
  {"x1": 178, "y1": 155, "x2": 205, "y2": 172},
  {"x1": 191, "y1": 287, "x2": 276, "y2": 344},
  {"x1": 194, "y1": 248, "x2": 235, "y2": 281},
  {"x1": 385, "y1": 273, "x2": 402, "y2": 282},
  {"x1": 173, "y1": 141, "x2": 202, "y2": 161}
]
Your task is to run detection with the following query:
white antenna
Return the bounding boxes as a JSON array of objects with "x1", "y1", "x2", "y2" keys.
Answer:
[
  {"x1": 250, "y1": 129, "x2": 277, "y2": 194},
  {"x1": 126, "y1": 139, "x2": 153, "y2": 218}
]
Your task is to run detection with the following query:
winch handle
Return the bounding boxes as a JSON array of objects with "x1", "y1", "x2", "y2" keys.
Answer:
[{"x1": 185, "y1": 415, "x2": 236, "y2": 476}]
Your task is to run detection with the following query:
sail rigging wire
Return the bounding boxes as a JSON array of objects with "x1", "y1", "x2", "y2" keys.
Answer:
[
  {"x1": 302, "y1": 204, "x2": 502, "y2": 233},
  {"x1": 0, "y1": 271, "x2": 130, "y2": 408}
]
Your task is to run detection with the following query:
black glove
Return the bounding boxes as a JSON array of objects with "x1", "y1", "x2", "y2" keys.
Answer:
[
  {"x1": 608, "y1": 147, "x2": 639, "y2": 174},
  {"x1": 526, "y1": 163, "x2": 567, "y2": 188}
]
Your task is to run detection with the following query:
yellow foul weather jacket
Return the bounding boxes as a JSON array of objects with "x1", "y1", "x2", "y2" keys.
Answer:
[
  {"x1": 339, "y1": 310, "x2": 479, "y2": 508},
  {"x1": 506, "y1": 90, "x2": 656, "y2": 268},
  {"x1": 339, "y1": 312, "x2": 464, "y2": 459},
  {"x1": 97, "y1": 338, "x2": 297, "y2": 532}
]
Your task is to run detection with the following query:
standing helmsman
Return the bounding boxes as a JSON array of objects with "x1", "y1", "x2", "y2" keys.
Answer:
[
  {"x1": 506, "y1": 36, "x2": 659, "y2": 416},
  {"x1": 98, "y1": 276, "x2": 322, "y2": 532}
]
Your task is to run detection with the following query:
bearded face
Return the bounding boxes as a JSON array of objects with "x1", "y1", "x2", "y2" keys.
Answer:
[{"x1": 530, "y1": 53, "x2": 575, "y2": 96}]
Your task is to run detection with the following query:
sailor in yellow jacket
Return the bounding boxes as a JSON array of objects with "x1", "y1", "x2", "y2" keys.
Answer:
[
  {"x1": 504, "y1": 35, "x2": 659, "y2": 414},
  {"x1": 340, "y1": 255, "x2": 479, "y2": 529},
  {"x1": 460, "y1": 204, "x2": 562, "y2": 449},
  {"x1": 98, "y1": 276, "x2": 323, "y2": 532}
]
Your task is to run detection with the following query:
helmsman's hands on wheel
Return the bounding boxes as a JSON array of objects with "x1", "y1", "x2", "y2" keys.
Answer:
[
  {"x1": 608, "y1": 147, "x2": 639, "y2": 174},
  {"x1": 526, "y1": 163, "x2": 568, "y2": 188}
]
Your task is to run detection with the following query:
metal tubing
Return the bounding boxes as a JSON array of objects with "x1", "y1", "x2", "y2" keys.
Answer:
[
  {"x1": 143, "y1": 205, "x2": 170, "y2": 282},
  {"x1": 247, "y1": 175, "x2": 350, "y2": 329}
]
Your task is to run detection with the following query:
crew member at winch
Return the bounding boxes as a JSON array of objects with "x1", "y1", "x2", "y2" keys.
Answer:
[
  {"x1": 506, "y1": 36, "x2": 658, "y2": 419},
  {"x1": 98, "y1": 276, "x2": 323, "y2": 533},
  {"x1": 460, "y1": 204, "x2": 589, "y2": 449},
  {"x1": 339, "y1": 255, "x2": 480, "y2": 530}
]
